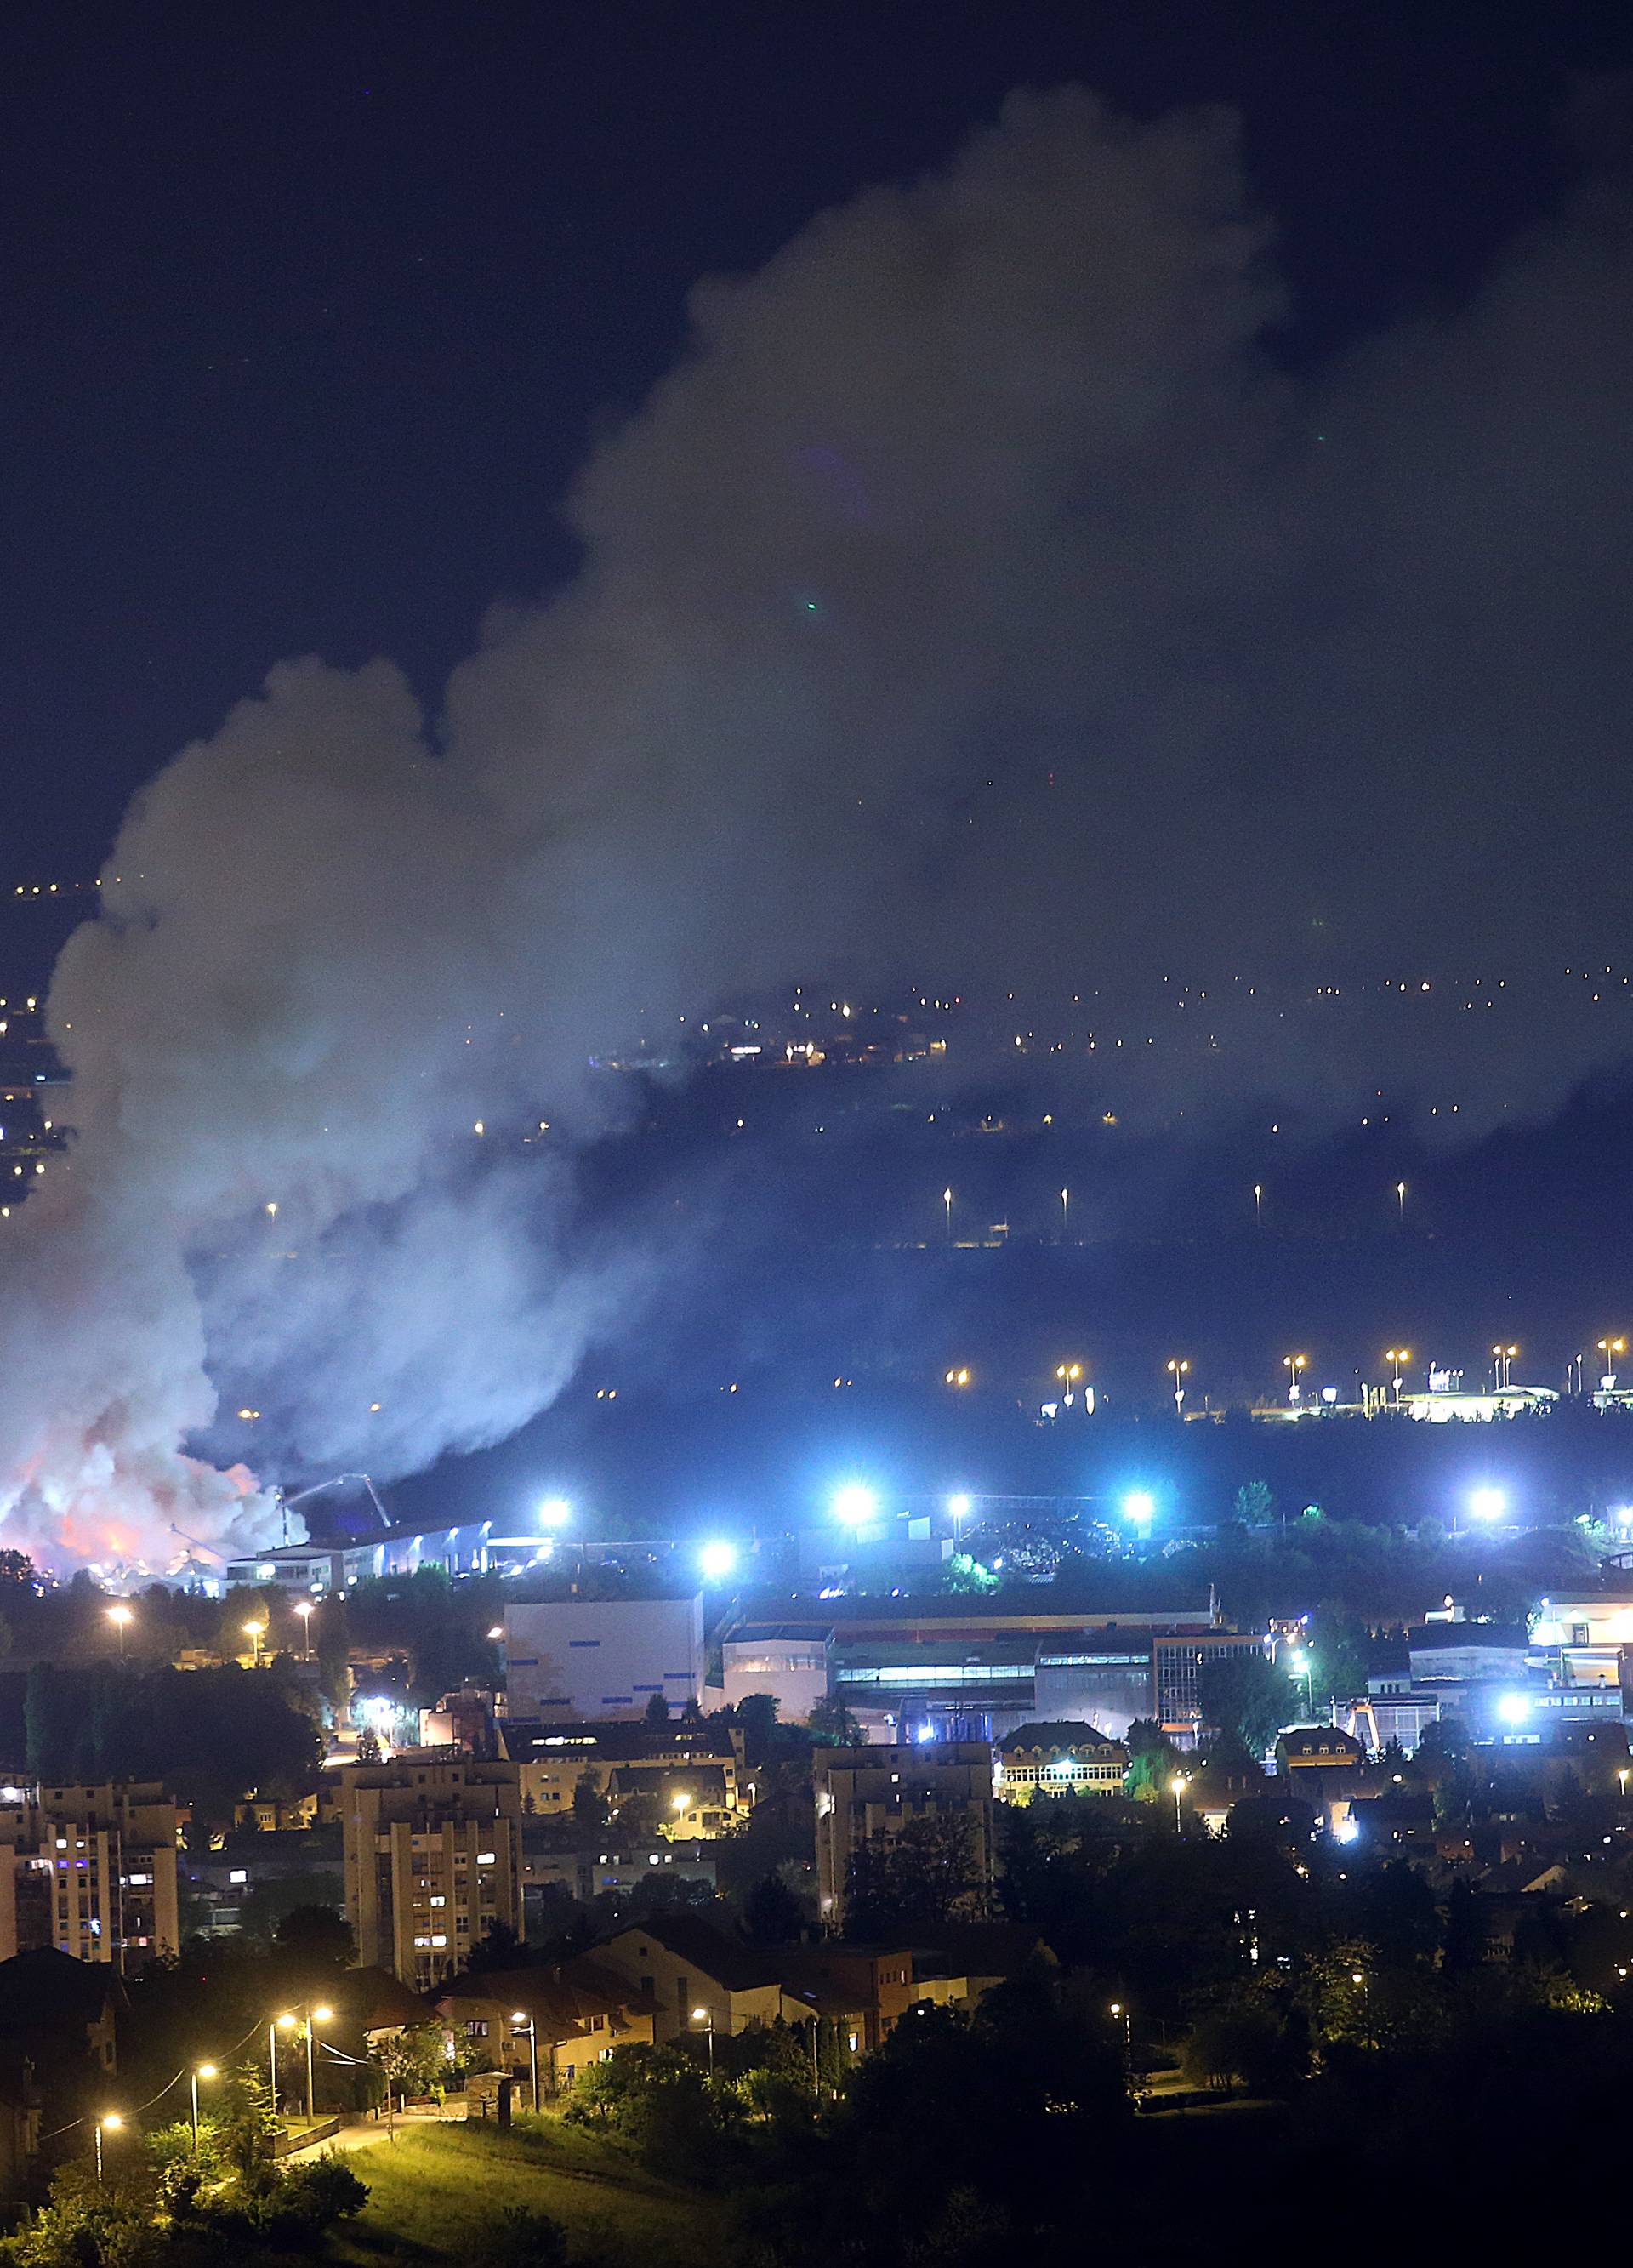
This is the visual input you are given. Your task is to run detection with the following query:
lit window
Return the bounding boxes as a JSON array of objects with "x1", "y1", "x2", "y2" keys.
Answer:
[
  {"x1": 477, "y1": 1852, "x2": 496, "y2": 1865},
  {"x1": 229, "y1": 1869, "x2": 248, "y2": 1884}
]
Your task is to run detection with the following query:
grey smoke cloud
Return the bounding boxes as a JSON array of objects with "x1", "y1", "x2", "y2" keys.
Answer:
[{"x1": 1, "y1": 87, "x2": 1630, "y2": 1565}]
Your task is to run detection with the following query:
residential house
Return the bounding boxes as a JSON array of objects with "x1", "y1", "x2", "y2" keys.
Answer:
[
  {"x1": 994, "y1": 1723, "x2": 1129, "y2": 1803},
  {"x1": 597, "y1": 1912, "x2": 794, "y2": 2043}
]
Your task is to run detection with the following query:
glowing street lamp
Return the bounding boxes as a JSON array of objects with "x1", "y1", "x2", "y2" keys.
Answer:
[
  {"x1": 1169, "y1": 1774, "x2": 1188, "y2": 1832},
  {"x1": 94, "y1": 2112, "x2": 122, "y2": 2187},
  {"x1": 1600, "y1": 1336, "x2": 1626, "y2": 1390},
  {"x1": 538, "y1": 1496, "x2": 572, "y2": 1530},
  {"x1": 190, "y1": 2062, "x2": 217, "y2": 2152},
  {"x1": 510, "y1": 2010, "x2": 539, "y2": 2111},
  {"x1": 1060, "y1": 1188, "x2": 1070, "y2": 1240},
  {"x1": 947, "y1": 1492, "x2": 973, "y2": 1537},
  {"x1": 106, "y1": 1604, "x2": 133, "y2": 1659},
  {"x1": 305, "y1": 2004, "x2": 333, "y2": 2119},
  {"x1": 1384, "y1": 1348, "x2": 1410, "y2": 1400},
  {"x1": 1055, "y1": 1361, "x2": 1083, "y2": 1405},
  {"x1": 270, "y1": 2012, "x2": 297, "y2": 2109},
  {"x1": 242, "y1": 1620, "x2": 265, "y2": 1667},
  {"x1": 1165, "y1": 1358, "x2": 1190, "y2": 1419},
  {"x1": 1396, "y1": 1180, "x2": 1407, "y2": 1221},
  {"x1": 1121, "y1": 1491, "x2": 1156, "y2": 1531},
  {"x1": 1253, "y1": 1182, "x2": 1263, "y2": 1225},
  {"x1": 698, "y1": 1540, "x2": 737, "y2": 1583},
  {"x1": 293, "y1": 1600, "x2": 314, "y2": 1659},
  {"x1": 942, "y1": 1187, "x2": 953, "y2": 1242},
  {"x1": 1108, "y1": 2000, "x2": 1132, "y2": 2091},
  {"x1": 1491, "y1": 1343, "x2": 1518, "y2": 1392},
  {"x1": 691, "y1": 2004, "x2": 715, "y2": 2074},
  {"x1": 943, "y1": 1366, "x2": 971, "y2": 1388},
  {"x1": 1283, "y1": 1353, "x2": 1307, "y2": 1405},
  {"x1": 1467, "y1": 1485, "x2": 1507, "y2": 1525},
  {"x1": 831, "y1": 1484, "x2": 878, "y2": 1529}
]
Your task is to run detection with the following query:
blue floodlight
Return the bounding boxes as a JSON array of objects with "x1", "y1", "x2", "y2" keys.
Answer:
[
  {"x1": 947, "y1": 1492, "x2": 973, "y2": 1522},
  {"x1": 832, "y1": 1484, "x2": 879, "y2": 1527},
  {"x1": 538, "y1": 1496, "x2": 572, "y2": 1530},
  {"x1": 1121, "y1": 1490, "x2": 1157, "y2": 1526},
  {"x1": 697, "y1": 1540, "x2": 737, "y2": 1582},
  {"x1": 1497, "y1": 1691, "x2": 1532, "y2": 1724},
  {"x1": 1467, "y1": 1486, "x2": 1506, "y2": 1524}
]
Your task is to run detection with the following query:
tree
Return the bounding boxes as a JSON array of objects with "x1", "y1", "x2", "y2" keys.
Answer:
[
  {"x1": 475, "y1": 2207, "x2": 570, "y2": 2268},
  {"x1": 573, "y1": 1768, "x2": 610, "y2": 1832},
  {"x1": 1124, "y1": 1720, "x2": 1183, "y2": 1801},
  {"x1": 273, "y1": 1902, "x2": 356, "y2": 1973},
  {"x1": 743, "y1": 1871, "x2": 805, "y2": 1943},
  {"x1": 944, "y1": 1553, "x2": 999, "y2": 1594},
  {"x1": 845, "y1": 1813, "x2": 983, "y2": 1940},
  {"x1": 355, "y1": 1727, "x2": 383, "y2": 1765},
  {"x1": 1233, "y1": 1480, "x2": 1277, "y2": 1528},
  {"x1": 644, "y1": 1690, "x2": 672, "y2": 1726},
  {"x1": 1197, "y1": 1652, "x2": 1289, "y2": 1756},
  {"x1": 808, "y1": 1695, "x2": 862, "y2": 1747}
]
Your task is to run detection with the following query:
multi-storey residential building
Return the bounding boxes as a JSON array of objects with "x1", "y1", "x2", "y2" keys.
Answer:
[
  {"x1": 499, "y1": 1719, "x2": 749, "y2": 1837},
  {"x1": 812, "y1": 1743, "x2": 994, "y2": 1929},
  {"x1": 339, "y1": 1752, "x2": 522, "y2": 1987},
  {"x1": 0, "y1": 1783, "x2": 179, "y2": 1970}
]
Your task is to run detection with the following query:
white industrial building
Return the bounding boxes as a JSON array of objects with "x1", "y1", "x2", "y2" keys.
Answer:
[{"x1": 503, "y1": 1596, "x2": 705, "y2": 1721}]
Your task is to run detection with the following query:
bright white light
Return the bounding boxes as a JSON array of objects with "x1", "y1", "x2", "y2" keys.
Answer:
[
  {"x1": 538, "y1": 1496, "x2": 572, "y2": 1529},
  {"x1": 832, "y1": 1484, "x2": 879, "y2": 1527},
  {"x1": 698, "y1": 1540, "x2": 737, "y2": 1581},
  {"x1": 947, "y1": 1492, "x2": 973, "y2": 1521},
  {"x1": 1332, "y1": 1817, "x2": 1360, "y2": 1844},
  {"x1": 1121, "y1": 1491, "x2": 1157, "y2": 1525},
  {"x1": 1497, "y1": 1691, "x2": 1532, "y2": 1724},
  {"x1": 1468, "y1": 1486, "x2": 1507, "y2": 1523}
]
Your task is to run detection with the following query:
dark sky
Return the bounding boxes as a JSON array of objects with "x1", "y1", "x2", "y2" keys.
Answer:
[{"x1": 3, "y1": 0, "x2": 1629, "y2": 907}]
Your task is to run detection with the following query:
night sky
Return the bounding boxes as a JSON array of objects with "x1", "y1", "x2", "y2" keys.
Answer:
[
  {"x1": 5, "y1": 2, "x2": 1629, "y2": 902},
  {"x1": 6, "y1": 3, "x2": 1633, "y2": 1562}
]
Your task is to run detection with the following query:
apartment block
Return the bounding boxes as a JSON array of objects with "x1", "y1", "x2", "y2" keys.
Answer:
[
  {"x1": 339, "y1": 1752, "x2": 522, "y2": 1986},
  {"x1": 0, "y1": 1782, "x2": 180, "y2": 1970},
  {"x1": 813, "y1": 1743, "x2": 994, "y2": 1929}
]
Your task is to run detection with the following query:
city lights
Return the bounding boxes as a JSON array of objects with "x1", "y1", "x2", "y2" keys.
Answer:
[{"x1": 832, "y1": 1484, "x2": 879, "y2": 1527}]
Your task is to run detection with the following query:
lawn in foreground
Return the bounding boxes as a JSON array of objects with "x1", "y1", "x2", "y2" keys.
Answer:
[{"x1": 332, "y1": 2115, "x2": 721, "y2": 2266}]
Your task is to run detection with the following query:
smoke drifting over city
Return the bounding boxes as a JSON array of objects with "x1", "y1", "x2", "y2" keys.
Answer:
[{"x1": 3, "y1": 87, "x2": 1633, "y2": 1567}]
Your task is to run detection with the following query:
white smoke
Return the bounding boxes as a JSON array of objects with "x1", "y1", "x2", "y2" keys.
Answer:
[{"x1": 1, "y1": 87, "x2": 1630, "y2": 1565}]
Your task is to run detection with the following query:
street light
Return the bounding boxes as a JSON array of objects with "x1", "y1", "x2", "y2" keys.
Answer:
[
  {"x1": 1169, "y1": 1774, "x2": 1188, "y2": 1832},
  {"x1": 94, "y1": 2112, "x2": 122, "y2": 2187},
  {"x1": 1060, "y1": 1188, "x2": 1070, "y2": 1240},
  {"x1": 270, "y1": 2012, "x2": 297, "y2": 2110},
  {"x1": 538, "y1": 1496, "x2": 572, "y2": 1530},
  {"x1": 1253, "y1": 1181, "x2": 1263, "y2": 1225},
  {"x1": 1600, "y1": 1337, "x2": 1626, "y2": 1390},
  {"x1": 1283, "y1": 1353, "x2": 1307, "y2": 1405},
  {"x1": 942, "y1": 1187, "x2": 953, "y2": 1242},
  {"x1": 1467, "y1": 1486, "x2": 1507, "y2": 1524},
  {"x1": 1165, "y1": 1357, "x2": 1190, "y2": 1419},
  {"x1": 1055, "y1": 1361, "x2": 1083, "y2": 1405},
  {"x1": 305, "y1": 2005, "x2": 333, "y2": 2120},
  {"x1": 1396, "y1": 1180, "x2": 1407, "y2": 1220},
  {"x1": 510, "y1": 2011, "x2": 539, "y2": 2111},
  {"x1": 1288, "y1": 1648, "x2": 1314, "y2": 1717},
  {"x1": 293, "y1": 1600, "x2": 314, "y2": 1659},
  {"x1": 1108, "y1": 2001, "x2": 1132, "y2": 2093},
  {"x1": 1384, "y1": 1348, "x2": 1410, "y2": 1399},
  {"x1": 691, "y1": 2005, "x2": 715, "y2": 2074},
  {"x1": 242, "y1": 1620, "x2": 265, "y2": 1667},
  {"x1": 1492, "y1": 1343, "x2": 1518, "y2": 1392},
  {"x1": 1121, "y1": 1491, "x2": 1156, "y2": 1530},
  {"x1": 831, "y1": 1484, "x2": 878, "y2": 1528},
  {"x1": 190, "y1": 2063, "x2": 217, "y2": 2153},
  {"x1": 943, "y1": 1366, "x2": 971, "y2": 1388},
  {"x1": 947, "y1": 1493, "x2": 973, "y2": 1536},
  {"x1": 106, "y1": 1604, "x2": 133, "y2": 1658},
  {"x1": 698, "y1": 1540, "x2": 737, "y2": 1582}
]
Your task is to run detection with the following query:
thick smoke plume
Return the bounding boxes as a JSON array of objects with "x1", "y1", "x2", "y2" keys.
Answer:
[{"x1": 2, "y1": 88, "x2": 1631, "y2": 1566}]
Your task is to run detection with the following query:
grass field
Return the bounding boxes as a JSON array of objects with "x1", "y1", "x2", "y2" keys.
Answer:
[{"x1": 331, "y1": 2115, "x2": 721, "y2": 2266}]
